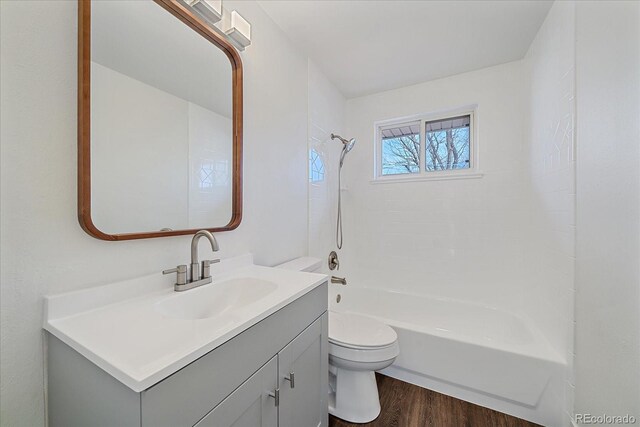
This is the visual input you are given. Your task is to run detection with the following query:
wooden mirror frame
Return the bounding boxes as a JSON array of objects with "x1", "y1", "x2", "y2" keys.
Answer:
[{"x1": 78, "y1": 0, "x2": 243, "y2": 241}]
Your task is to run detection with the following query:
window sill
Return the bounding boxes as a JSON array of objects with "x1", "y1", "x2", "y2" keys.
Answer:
[{"x1": 370, "y1": 172, "x2": 484, "y2": 184}]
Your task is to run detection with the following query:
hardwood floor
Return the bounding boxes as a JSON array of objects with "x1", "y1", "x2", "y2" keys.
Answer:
[{"x1": 328, "y1": 374, "x2": 541, "y2": 427}]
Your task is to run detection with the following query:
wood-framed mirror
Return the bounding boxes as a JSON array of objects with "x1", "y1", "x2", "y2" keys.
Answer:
[{"x1": 78, "y1": 0, "x2": 243, "y2": 241}]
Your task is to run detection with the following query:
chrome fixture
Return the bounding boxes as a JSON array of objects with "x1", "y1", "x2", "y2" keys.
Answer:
[
  {"x1": 331, "y1": 133, "x2": 356, "y2": 249},
  {"x1": 162, "y1": 265, "x2": 187, "y2": 287},
  {"x1": 191, "y1": 230, "x2": 219, "y2": 281},
  {"x1": 284, "y1": 372, "x2": 295, "y2": 388},
  {"x1": 331, "y1": 133, "x2": 356, "y2": 169},
  {"x1": 268, "y1": 388, "x2": 280, "y2": 407},
  {"x1": 331, "y1": 276, "x2": 347, "y2": 285},
  {"x1": 328, "y1": 251, "x2": 340, "y2": 271},
  {"x1": 163, "y1": 230, "x2": 220, "y2": 291}
]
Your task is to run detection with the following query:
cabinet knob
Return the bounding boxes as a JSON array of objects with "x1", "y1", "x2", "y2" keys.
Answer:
[
  {"x1": 284, "y1": 372, "x2": 295, "y2": 388},
  {"x1": 268, "y1": 388, "x2": 279, "y2": 407}
]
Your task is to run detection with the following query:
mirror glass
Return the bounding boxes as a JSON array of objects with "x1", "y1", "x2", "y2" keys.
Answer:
[{"x1": 90, "y1": 0, "x2": 233, "y2": 234}]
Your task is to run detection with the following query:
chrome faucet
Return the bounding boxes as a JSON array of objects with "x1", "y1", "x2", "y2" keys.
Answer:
[
  {"x1": 191, "y1": 230, "x2": 219, "y2": 282},
  {"x1": 163, "y1": 230, "x2": 220, "y2": 292}
]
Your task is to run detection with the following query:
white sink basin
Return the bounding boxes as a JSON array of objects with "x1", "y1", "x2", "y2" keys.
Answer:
[
  {"x1": 154, "y1": 278, "x2": 278, "y2": 320},
  {"x1": 43, "y1": 254, "x2": 327, "y2": 391}
]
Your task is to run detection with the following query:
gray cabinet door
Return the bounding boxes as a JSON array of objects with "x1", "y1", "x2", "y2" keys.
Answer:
[
  {"x1": 195, "y1": 356, "x2": 278, "y2": 427},
  {"x1": 278, "y1": 314, "x2": 328, "y2": 427}
]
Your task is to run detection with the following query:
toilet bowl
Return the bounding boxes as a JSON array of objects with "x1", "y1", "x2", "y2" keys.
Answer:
[
  {"x1": 328, "y1": 311, "x2": 399, "y2": 423},
  {"x1": 276, "y1": 257, "x2": 400, "y2": 424}
]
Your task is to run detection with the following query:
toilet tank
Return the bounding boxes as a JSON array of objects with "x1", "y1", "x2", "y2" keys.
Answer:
[{"x1": 275, "y1": 257, "x2": 322, "y2": 273}]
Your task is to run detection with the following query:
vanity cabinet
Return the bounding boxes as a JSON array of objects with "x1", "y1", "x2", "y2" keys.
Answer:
[
  {"x1": 47, "y1": 282, "x2": 328, "y2": 427},
  {"x1": 197, "y1": 316, "x2": 325, "y2": 427}
]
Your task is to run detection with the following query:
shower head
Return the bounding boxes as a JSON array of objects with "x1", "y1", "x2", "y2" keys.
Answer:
[
  {"x1": 344, "y1": 138, "x2": 356, "y2": 153},
  {"x1": 331, "y1": 133, "x2": 356, "y2": 149},
  {"x1": 331, "y1": 133, "x2": 356, "y2": 167}
]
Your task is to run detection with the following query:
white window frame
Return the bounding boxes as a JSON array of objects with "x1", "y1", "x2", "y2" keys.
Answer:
[{"x1": 372, "y1": 105, "x2": 482, "y2": 183}]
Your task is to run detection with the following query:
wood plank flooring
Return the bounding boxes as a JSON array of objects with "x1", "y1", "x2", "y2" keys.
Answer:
[{"x1": 328, "y1": 374, "x2": 541, "y2": 427}]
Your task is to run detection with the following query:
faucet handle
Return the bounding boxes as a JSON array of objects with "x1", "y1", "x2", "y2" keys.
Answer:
[
  {"x1": 163, "y1": 265, "x2": 187, "y2": 286},
  {"x1": 201, "y1": 259, "x2": 220, "y2": 279},
  {"x1": 328, "y1": 251, "x2": 340, "y2": 271}
]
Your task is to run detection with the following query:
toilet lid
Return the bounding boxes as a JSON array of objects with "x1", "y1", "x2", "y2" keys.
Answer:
[{"x1": 329, "y1": 311, "x2": 397, "y2": 349}]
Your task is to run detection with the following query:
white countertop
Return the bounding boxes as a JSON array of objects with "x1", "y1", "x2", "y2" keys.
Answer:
[{"x1": 43, "y1": 254, "x2": 327, "y2": 392}]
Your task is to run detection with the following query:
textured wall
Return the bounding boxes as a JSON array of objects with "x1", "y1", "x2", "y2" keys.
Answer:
[
  {"x1": 574, "y1": 1, "x2": 640, "y2": 423},
  {"x1": 522, "y1": 2, "x2": 576, "y2": 424}
]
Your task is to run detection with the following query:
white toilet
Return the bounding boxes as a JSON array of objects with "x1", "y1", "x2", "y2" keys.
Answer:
[{"x1": 276, "y1": 257, "x2": 400, "y2": 424}]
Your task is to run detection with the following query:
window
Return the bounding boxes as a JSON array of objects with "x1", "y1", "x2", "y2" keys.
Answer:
[
  {"x1": 380, "y1": 122, "x2": 420, "y2": 176},
  {"x1": 309, "y1": 149, "x2": 325, "y2": 182},
  {"x1": 425, "y1": 115, "x2": 470, "y2": 171},
  {"x1": 375, "y1": 108, "x2": 479, "y2": 182}
]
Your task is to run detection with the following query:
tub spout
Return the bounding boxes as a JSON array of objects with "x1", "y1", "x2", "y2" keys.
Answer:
[{"x1": 331, "y1": 276, "x2": 347, "y2": 285}]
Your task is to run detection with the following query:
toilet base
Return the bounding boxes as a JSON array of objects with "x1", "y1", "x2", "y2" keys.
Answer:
[{"x1": 328, "y1": 367, "x2": 381, "y2": 424}]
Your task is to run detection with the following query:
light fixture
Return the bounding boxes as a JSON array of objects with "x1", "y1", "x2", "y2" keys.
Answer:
[
  {"x1": 186, "y1": 0, "x2": 222, "y2": 24},
  {"x1": 224, "y1": 10, "x2": 251, "y2": 50},
  {"x1": 183, "y1": 1, "x2": 251, "y2": 51}
]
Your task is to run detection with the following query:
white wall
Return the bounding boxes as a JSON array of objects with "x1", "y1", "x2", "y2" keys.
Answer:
[
  {"x1": 0, "y1": 1, "x2": 308, "y2": 425},
  {"x1": 308, "y1": 60, "x2": 346, "y2": 272},
  {"x1": 343, "y1": 61, "x2": 531, "y2": 313},
  {"x1": 91, "y1": 61, "x2": 191, "y2": 233},
  {"x1": 522, "y1": 2, "x2": 577, "y2": 423},
  {"x1": 188, "y1": 102, "x2": 233, "y2": 229},
  {"x1": 92, "y1": 62, "x2": 234, "y2": 233},
  {"x1": 574, "y1": 1, "x2": 640, "y2": 423}
]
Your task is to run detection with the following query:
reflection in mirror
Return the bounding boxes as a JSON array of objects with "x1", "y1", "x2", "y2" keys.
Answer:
[{"x1": 90, "y1": 0, "x2": 233, "y2": 234}]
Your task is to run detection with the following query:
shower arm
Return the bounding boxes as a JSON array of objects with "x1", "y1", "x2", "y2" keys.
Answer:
[{"x1": 331, "y1": 133, "x2": 349, "y2": 144}]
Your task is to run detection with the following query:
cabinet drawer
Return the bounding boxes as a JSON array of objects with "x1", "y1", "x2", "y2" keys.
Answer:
[{"x1": 141, "y1": 282, "x2": 327, "y2": 427}]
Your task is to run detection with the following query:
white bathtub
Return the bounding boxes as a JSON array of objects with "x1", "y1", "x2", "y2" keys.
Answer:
[{"x1": 329, "y1": 286, "x2": 566, "y2": 426}]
